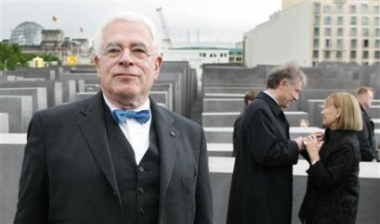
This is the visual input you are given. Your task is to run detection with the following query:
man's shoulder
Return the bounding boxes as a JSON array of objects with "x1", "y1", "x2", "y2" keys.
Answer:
[{"x1": 247, "y1": 98, "x2": 270, "y2": 113}]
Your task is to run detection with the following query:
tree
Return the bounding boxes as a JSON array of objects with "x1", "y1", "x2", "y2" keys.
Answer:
[
  {"x1": 0, "y1": 42, "x2": 62, "y2": 70},
  {"x1": 0, "y1": 42, "x2": 23, "y2": 70}
]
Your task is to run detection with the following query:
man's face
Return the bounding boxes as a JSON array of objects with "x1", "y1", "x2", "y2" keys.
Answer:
[
  {"x1": 360, "y1": 91, "x2": 374, "y2": 109},
  {"x1": 94, "y1": 19, "x2": 162, "y2": 107},
  {"x1": 277, "y1": 79, "x2": 303, "y2": 108}
]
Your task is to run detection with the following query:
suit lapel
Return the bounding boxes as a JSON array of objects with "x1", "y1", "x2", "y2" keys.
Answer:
[
  {"x1": 77, "y1": 95, "x2": 179, "y2": 212},
  {"x1": 259, "y1": 91, "x2": 290, "y2": 138},
  {"x1": 151, "y1": 102, "x2": 178, "y2": 199},
  {"x1": 77, "y1": 92, "x2": 121, "y2": 204}
]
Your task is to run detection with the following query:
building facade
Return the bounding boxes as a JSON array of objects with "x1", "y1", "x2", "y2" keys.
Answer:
[
  {"x1": 282, "y1": 0, "x2": 304, "y2": 10},
  {"x1": 162, "y1": 47, "x2": 230, "y2": 81},
  {"x1": 9, "y1": 21, "x2": 91, "y2": 65},
  {"x1": 244, "y1": 0, "x2": 380, "y2": 67},
  {"x1": 9, "y1": 21, "x2": 44, "y2": 46}
]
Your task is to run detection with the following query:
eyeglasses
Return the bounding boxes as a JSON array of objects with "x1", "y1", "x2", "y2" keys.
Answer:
[{"x1": 102, "y1": 45, "x2": 155, "y2": 63}]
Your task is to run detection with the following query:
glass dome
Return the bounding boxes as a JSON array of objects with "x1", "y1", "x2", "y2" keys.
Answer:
[{"x1": 10, "y1": 21, "x2": 44, "y2": 46}]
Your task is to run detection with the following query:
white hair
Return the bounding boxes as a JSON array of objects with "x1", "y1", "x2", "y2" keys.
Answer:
[{"x1": 93, "y1": 11, "x2": 161, "y2": 56}]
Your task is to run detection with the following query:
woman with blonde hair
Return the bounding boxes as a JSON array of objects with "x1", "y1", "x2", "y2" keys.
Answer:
[{"x1": 299, "y1": 92, "x2": 362, "y2": 224}]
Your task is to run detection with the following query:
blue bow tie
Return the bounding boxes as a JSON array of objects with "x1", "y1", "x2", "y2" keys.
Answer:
[{"x1": 112, "y1": 109, "x2": 150, "y2": 124}]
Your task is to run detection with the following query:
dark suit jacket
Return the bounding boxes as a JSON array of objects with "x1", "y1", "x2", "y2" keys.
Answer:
[
  {"x1": 227, "y1": 91, "x2": 299, "y2": 224},
  {"x1": 299, "y1": 129, "x2": 360, "y2": 224},
  {"x1": 357, "y1": 106, "x2": 377, "y2": 161},
  {"x1": 14, "y1": 91, "x2": 213, "y2": 224},
  {"x1": 232, "y1": 114, "x2": 242, "y2": 157}
]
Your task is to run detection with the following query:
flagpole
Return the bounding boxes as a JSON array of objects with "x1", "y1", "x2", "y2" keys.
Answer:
[
  {"x1": 80, "y1": 27, "x2": 84, "y2": 38},
  {"x1": 52, "y1": 16, "x2": 57, "y2": 29}
]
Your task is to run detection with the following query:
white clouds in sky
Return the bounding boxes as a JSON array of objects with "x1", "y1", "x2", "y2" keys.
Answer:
[{"x1": 0, "y1": 0, "x2": 281, "y2": 44}]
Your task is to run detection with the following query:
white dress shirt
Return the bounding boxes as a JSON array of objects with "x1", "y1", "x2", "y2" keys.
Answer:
[
  {"x1": 103, "y1": 96, "x2": 151, "y2": 165},
  {"x1": 263, "y1": 90, "x2": 279, "y2": 105}
]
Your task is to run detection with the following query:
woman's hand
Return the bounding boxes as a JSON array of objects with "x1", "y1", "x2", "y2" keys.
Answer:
[
  {"x1": 303, "y1": 134, "x2": 324, "y2": 165},
  {"x1": 312, "y1": 131, "x2": 324, "y2": 142}
]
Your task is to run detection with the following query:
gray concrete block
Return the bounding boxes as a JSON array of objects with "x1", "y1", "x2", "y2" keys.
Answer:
[
  {"x1": 0, "y1": 80, "x2": 62, "y2": 107},
  {"x1": 373, "y1": 119, "x2": 380, "y2": 129},
  {"x1": 202, "y1": 66, "x2": 266, "y2": 87},
  {"x1": 54, "y1": 82, "x2": 63, "y2": 106},
  {"x1": 368, "y1": 105, "x2": 380, "y2": 119},
  {"x1": 203, "y1": 99, "x2": 244, "y2": 112},
  {"x1": 78, "y1": 79, "x2": 85, "y2": 92},
  {"x1": 204, "y1": 127, "x2": 325, "y2": 144},
  {"x1": 6, "y1": 75, "x2": 16, "y2": 81},
  {"x1": 202, "y1": 111, "x2": 308, "y2": 128},
  {"x1": 202, "y1": 112, "x2": 239, "y2": 128},
  {"x1": 150, "y1": 91, "x2": 169, "y2": 109},
  {"x1": 305, "y1": 77, "x2": 360, "y2": 89},
  {"x1": 299, "y1": 89, "x2": 356, "y2": 112},
  {"x1": 203, "y1": 86, "x2": 265, "y2": 95},
  {"x1": 285, "y1": 111, "x2": 309, "y2": 127},
  {"x1": 152, "y1": 83, "x2": 173, "y2": 111},
  {"x1": 0, "y1": 87, "x2": 47, "y2": 112},
  {"x1": 161, "y1": 61, "x2": 197, "y2": 116},
  {"x1": 68, "y1": 80, "x2": 77, "y2": 102},
  {"x1": 4, "y1": 67, "x2": 60, "y2": 80},
  {"x1": 74, "y1": 92, "x2": 96, "y2": 102},
  {"x1": 0, "y1": 134, "x2": 26, "y2": 223},
  {"x1": 0, "y1": 96, "x2": 33, "y2": 133},
  {"x1": 59, "y1": 73, "x2": 98, "y2": 102},
  {"x1": 204, "y1": 93, "x2": 244, "y2": 99},
  {"x1": 84, "y1": 84, "x2": 100, "y2": 92},
  {"x1": 0, "y1": 113, "x2": 9, "y2": 133},
  {"x1": 288, "y1": 127, "x2": 325, "y2": 139},
  {"x1": 306, "y1": 100, "x2": 325, "y2": 127},
  {"x1": 359, "y1": 64, "x2": 380, "y2": 94},
  {"x1": 204, "y1": 127, "x2": 233, "y2": 143},
  {"x1": 207, "y1": 143, "x2": 233, "y2": 157},
  {"x1": 158, "y1": 73, "x2": 183, "y2": 115}
]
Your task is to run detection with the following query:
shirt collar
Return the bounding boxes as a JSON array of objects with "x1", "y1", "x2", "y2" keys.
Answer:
[
  {"x1": 103, "y1": 95, "x2": 151, "y2": 112},
  {"x1": 263, "y1": 90, "x2": 279, "y2": 105}
]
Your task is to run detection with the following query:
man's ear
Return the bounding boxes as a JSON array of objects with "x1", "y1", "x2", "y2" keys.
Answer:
[
  {"x1": 94, "y1": 55, "x2": 101, "y2": 78},
  {"x1": 94, "y1": 56, "x2": 100, "y2": 68},
  {"x1": 279, "y1": 78, "x2": 288, "y2": 89},
  {"x1": 154, "y1": 56, "x2": 163, "y2": 80}
]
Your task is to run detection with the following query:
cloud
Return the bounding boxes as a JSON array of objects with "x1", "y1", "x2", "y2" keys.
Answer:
[{"x1": 1, "y1": 0, "x2": 281, "y2": 43}]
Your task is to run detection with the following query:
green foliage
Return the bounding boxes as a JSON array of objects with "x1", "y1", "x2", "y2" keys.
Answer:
[
  {"x1": 41, "y1": 54, "x2": 61, "y2": 65},
  {"x1": 0, "y1": 42, "x2": 62, "y2": 70},
  {"x1": 0, "y1": 42, "x2": 22, "y2": 70}
]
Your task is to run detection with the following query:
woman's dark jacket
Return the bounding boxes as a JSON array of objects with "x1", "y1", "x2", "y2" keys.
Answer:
[{"x1": 299, "y1": 129, "x2": 360, "y2": 224}]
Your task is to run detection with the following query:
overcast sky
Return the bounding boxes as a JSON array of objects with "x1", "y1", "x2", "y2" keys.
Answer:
[{"x1": 0, "y1": 0, "x2": 281, "y2": 45}]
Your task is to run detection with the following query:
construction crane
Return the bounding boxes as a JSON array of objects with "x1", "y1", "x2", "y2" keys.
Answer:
[{"x1": 156, "y1": 7, "x2": 173, "y2": 49}]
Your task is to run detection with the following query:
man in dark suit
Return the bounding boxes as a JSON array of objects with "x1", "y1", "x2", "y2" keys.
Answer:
[
  {"x1": 14, "y1": 11, "x2": 213, "y2": 224},
  {"x1": 227, "y1": 62, "x2": 306, "y2": 224},
  {"x1": 356, "y1": 86, "x2": 378, "y2": 162}
]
